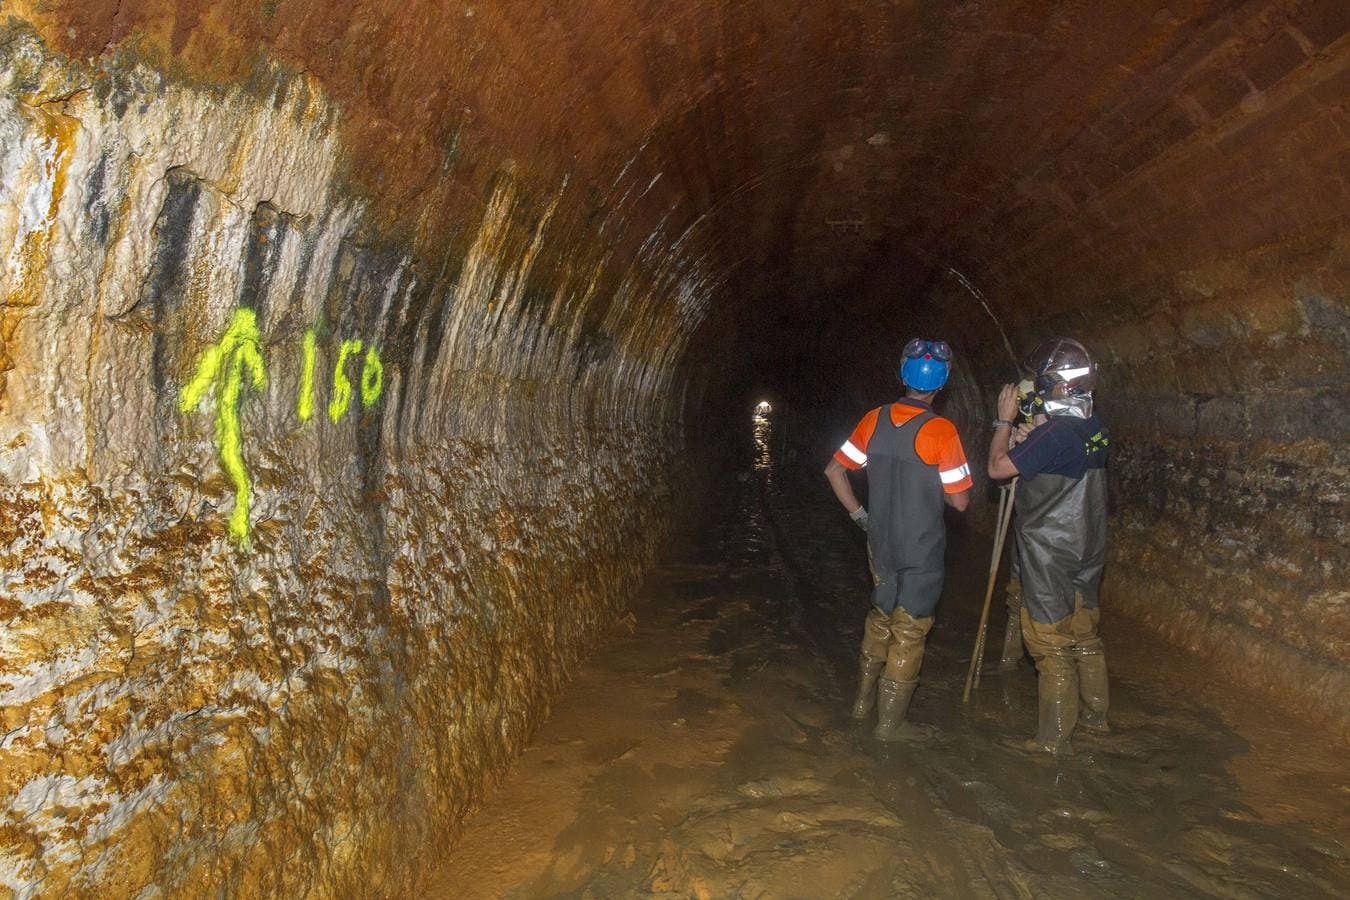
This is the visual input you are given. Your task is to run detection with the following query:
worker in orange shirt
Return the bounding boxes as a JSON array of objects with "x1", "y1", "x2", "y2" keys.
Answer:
[{"x1": 825, "y1": 339, "x2": 973, "y2": 740}]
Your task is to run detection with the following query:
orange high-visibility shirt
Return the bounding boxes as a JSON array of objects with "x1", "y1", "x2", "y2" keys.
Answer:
[{"x1": 834, "y1": 400, "x2": 973, "y2": 493}]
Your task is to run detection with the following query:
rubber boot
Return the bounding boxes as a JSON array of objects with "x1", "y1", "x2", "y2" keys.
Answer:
[
  {"x1": 1076, "y1": 649, "x2": 1110, "y2": 734},
  {"x1": 881, "y1": 607, "x2": 933, "y2": 684},
  {"x1": 1031, "y1": 654, "x2": 1078, "y2": 755},
  {"x1": 854, "y1": 607, "x2": 892, "y2": 719},
  {"x1": 998, "y1": 579, "x2": 1024, "y2": 671},
  {"x1": 1067, "y1": 594, "x2": 1109, "y2": 734},
  {"x1": 873, "y1": 678, "x2": 918, "y2": 742},
  {"x1": 850, "y1": 657, "x2": 885, "y2": 720}
]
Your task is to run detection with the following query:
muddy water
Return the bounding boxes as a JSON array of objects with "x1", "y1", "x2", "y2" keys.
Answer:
[{"x1": 425, "y1": 412, "x2": 1349, "y2": 898}]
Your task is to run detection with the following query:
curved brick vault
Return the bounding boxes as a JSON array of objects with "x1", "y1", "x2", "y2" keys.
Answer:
[{"x1": 0, "y1": 0, "x2": 1346, "y2": 893}]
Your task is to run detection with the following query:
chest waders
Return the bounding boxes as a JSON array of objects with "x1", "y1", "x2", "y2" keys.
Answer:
[
  {"x1": 868, "y1": 407, "x2": 946, "y2": 616},
  {"x1": 1013, "y1": 468, "x2": 1110, "y2": 754},
  {"x1": 849, "y1": 405, "x2": 946, "y2": 742}
]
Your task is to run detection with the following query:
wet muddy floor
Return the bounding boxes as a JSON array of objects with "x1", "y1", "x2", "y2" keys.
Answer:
[{"x1": 425, "y1": 414, "x2": 1349, "y2": 898}]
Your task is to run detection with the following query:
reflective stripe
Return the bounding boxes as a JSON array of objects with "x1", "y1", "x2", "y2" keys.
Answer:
[
  {"x1": 840, "y1": 440, "x2": 867, "y2": 465},
  {"x1": 939, "y1": 463, "x2": 970, "y2": 484}
]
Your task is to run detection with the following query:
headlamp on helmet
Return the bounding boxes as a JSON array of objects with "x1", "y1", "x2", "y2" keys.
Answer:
[{"x1": 1023, "y1": 338, "x2": 1097, "y2": 418}]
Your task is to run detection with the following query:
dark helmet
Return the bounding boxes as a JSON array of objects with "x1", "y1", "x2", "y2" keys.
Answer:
[{"x1": 1023, "y1": 338, "x2": 1096, "y2": 417}]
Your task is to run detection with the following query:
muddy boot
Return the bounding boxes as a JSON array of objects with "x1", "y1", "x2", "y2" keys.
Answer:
[
  {"x1": 873, "y1": 678, "x2": 918, "y2": 742},
  {"x1": 1030, "y1": 655, "x2": 1078, "y2": 755},
  {"x1": 1067, "y1": 595, "x2": 1109, "y2": 734},
  {"x1": 1019, "y1": 609, "x2": 1081, "y2": 755},
  {"x1": 998, "y1": 579, "x2": 1024, "y2": 671},
  {"x1": 853, "y1": 607, "x2": 891, "y2": 719},
  {"x1": 850, "y1": 657, "x2": 885, "y2": 720},
  {"x1": 1076, "y1": 648, "x2": 1110, "y2": 734}
]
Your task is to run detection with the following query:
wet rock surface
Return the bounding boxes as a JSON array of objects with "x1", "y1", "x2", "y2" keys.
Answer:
[
  {"x1": 0, "y1": 24, "x2": 699, "y2": 895},
  {"x1": 429, "y1": 417, "x2": 1350, "y2": 897},
  {"x1": 0, "y1": 1, "x2": 1346, "y2": 893}
]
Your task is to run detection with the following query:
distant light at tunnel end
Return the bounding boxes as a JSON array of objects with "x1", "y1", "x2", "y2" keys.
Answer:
[{"x1": 753, "y1": 400, "x2": 773, "y2": 418}]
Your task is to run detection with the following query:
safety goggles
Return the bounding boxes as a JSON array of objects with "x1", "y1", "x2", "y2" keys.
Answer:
[{"x1": 902, "y1": 338, "x2": 952, "y2": 362}]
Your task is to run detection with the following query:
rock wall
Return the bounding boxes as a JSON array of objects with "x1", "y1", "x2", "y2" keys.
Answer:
[
  {"x1": 2, "y1": 0, "x2": 1348, "y2": 892},
  {"x1": 0, "y1": 20, "x2": 709, "y2": 896},
  {"x1": 1084, "y1": 232, "x2": 1350, "y2": 736}
]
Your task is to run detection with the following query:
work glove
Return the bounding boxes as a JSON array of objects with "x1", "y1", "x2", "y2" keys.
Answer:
[{"x1": 850, "y1": 506, "x2": 869, "y2": 532}]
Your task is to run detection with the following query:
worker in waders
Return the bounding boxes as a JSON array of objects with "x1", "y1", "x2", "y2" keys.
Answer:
[
  {"x1": 825, "y1": 339, "x2": 973, "y2": 741},
  {"x1": 987, "y1": 338, "x2": 1110, "y2": 755}
]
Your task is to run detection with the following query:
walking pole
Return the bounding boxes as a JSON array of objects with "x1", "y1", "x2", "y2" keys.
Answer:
[
  {"x1": 963, "y1": 478, "x2": 1018, "y2": 702},
  {"x1": 973, "y1": 477, "x2": 1017, "y2": 690}
]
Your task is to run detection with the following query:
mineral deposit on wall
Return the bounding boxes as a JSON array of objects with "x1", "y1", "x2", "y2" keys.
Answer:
[{"x1": 0, "y1": 19, "x2": 710, "y2": 895}]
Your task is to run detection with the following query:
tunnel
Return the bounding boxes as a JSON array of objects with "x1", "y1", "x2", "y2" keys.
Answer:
[{"x1": 0, "y1": 0, "x2": 1347, "y2": 895}]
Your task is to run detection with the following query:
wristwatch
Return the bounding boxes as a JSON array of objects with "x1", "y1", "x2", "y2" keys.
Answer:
[{"x1": 992, "y1": 418, "x2": 1014, "y2": 428}]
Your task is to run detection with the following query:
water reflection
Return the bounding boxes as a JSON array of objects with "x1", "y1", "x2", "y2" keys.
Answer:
[{"x1": 752, "y1": 404, "x2": 774, "y2": 473}]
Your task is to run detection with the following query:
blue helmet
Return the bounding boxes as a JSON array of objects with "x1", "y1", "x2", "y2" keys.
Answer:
[{"x1": 899, "y1": 338, "x2": 951, "y2": 391}]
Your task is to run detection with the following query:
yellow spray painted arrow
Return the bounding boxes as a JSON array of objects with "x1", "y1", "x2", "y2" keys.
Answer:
[{"x1": 179, "y1": 308, "x2": 268, "y2": 545}]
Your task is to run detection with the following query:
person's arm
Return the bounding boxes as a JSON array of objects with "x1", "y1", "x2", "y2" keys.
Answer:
[
  {"x1": 933, "y1": 422, "x2": 973, "y2": 512},
  {"x1": 826, "y1": 411, "x2": 877, "y2": 530},
  {"x1": 987, "y1": 383, "x2": 1021, "y2": 480},
  {"x1": 825, "y1": 458, "x2": 865, "y2": 517},
  {"x1": 824, "y1": 458, "x2": 869, "y2": 530}
]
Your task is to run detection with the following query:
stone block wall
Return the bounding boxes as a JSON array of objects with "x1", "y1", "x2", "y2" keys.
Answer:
[
  {"x1": 1088, "y1": 233, "x2": 1350, "y2": 736},
  {"x1": 0, "y1": 23, "x2": 707, "y2": 895}
]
